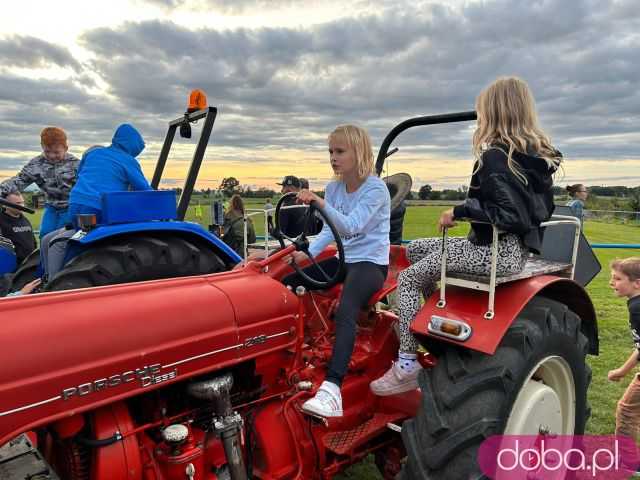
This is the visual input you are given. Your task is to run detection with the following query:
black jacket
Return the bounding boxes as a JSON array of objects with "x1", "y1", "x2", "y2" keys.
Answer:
[
  {"x1": 452, "y1": 147, "x2": 559, "y2": 254},
  {"x1": 0, "y1": 210, "x2": 36, "y2": 264}
]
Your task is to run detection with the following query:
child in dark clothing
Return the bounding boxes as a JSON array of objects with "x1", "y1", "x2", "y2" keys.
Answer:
[{"x1": 607, "y1": 258, "x2": 640, "y2": 446}]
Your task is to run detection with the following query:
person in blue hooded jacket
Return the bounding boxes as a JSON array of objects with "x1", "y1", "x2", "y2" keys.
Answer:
[
  {"x1": 67, "y1": 123, "x2": 151, "y2": 223},
  {"x1": 41, "y1": 124, "x2": 151, "y2": 280}
]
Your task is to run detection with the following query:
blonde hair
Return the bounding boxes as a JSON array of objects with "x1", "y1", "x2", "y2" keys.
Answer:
[
  {"x1": 611, "y1": 257, "x2": 640, "y2": 282},
  {"x1": 328, "y1": 125, "x2": 374, "y2": 180},
  {"x1": 472, "y1": 77, "x2": 562, "y2": 184}
]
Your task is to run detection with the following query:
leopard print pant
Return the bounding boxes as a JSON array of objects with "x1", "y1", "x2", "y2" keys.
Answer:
[{"x1": 397, "y1": 234, "x2": 528, "y2": 352}]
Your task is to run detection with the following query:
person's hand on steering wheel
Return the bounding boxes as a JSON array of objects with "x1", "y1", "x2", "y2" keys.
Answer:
[
  {"x1": 272, "y1": 192, "x2": 345, "y2": 290},
  {"x1": 296, "y1": 189, "x2": 325, "y2": 209}
]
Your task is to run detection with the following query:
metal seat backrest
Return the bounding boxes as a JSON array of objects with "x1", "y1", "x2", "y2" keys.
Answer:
[{"x1": 536, "y1": 205, "x2": 601, "y2": 287}]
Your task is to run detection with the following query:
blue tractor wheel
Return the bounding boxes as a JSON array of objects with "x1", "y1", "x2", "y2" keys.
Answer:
[
  {"x1": 10, "y1": 249, "x2": 40, "y2": 292},
  {"x1": 44, "y1": 234, "x2": 226, "y2": 292}
]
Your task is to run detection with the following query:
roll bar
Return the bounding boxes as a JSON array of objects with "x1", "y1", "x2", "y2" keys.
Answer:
[
  {"x1": 151, "y1": 106, "x2": 218, "y2": 220},
  {"x1": 375, "y1": 111, "x2": 477, "y2": 175}
]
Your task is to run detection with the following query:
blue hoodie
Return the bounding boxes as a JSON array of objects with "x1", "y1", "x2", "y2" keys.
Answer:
[{"x1": 69, "y1": 124, "x2": 151, "y2": 210}]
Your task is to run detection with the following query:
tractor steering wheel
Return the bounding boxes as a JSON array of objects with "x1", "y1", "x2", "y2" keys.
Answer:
[
  {"x1": 0, "y1": 197, "x2": 35, "y2": 214},
  {"x1": 273, "y1": 192, "x2": 345, "y2": 289}
]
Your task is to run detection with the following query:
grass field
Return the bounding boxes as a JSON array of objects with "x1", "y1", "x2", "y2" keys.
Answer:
[{"x1": 23, "y1": 202, "x2": 639, "y2": 479}]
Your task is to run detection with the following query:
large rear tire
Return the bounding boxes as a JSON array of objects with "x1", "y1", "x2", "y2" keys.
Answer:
[
  {"x1": 44, "y1": 235, "x2": 227, "y2": 292},
  {"x1": 10, "y1": 249, "x2": 41, "y2": 291},
  {"x1": 401, "y1": 296, "x2": 591, "y2": 479}
]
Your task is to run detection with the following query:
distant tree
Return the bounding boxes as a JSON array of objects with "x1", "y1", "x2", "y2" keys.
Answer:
[
  {"x1": 405, "y1": 190, "x2": 414, "y2": 201},
  {"x1": 256, "y1": 188, "x2": 277, "y2": 198},
  {"x1": 219, "y1": 177, "x2": 240, "y2": 197},
  {"x1": 442, "y1": 189, "x2": 464, "y2": 201},
  {"x1": 630, "y1": 189, "x2": 640, "y2": 213},
  {"x1": 418, "y1": 184, "x2": 433, "y2": 200}
]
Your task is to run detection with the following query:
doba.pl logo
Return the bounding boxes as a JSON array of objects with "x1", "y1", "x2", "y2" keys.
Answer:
[{"x1": 478, "y1": 435, "x2": 640, "y2": 479}]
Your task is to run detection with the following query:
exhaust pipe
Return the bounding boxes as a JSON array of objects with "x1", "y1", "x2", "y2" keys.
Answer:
[{"x1": 188, "y1": 373, "x2": 247, "y2": 480}]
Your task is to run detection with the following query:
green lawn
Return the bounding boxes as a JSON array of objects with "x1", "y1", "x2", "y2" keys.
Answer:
[{"x1": 23, "y1": 202, "x2": 639, "y2": 479}]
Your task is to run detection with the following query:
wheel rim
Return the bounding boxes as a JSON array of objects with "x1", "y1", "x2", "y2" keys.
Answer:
[
  {"x1": 498, "y1": 356, "x2": 575, "y2": 480},
  {"x1": 505, "y1": 355, "x2": 576, "y2": 436}
]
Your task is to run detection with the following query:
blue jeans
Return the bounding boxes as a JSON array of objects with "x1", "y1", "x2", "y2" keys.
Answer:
[
  {"x1": 40, "y1": 205, "x2": 71, "y2": 239},
  {"x1": 41, "y1": 203, "x2": 102, "y2": 279}
]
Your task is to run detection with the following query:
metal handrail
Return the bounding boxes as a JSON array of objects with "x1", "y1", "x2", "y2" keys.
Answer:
[
  {"x1": 242, "y1": 204, "x2": 313, "y2": 260},
  {"x1": 438, "y1": 214, "x2": 581, "y2": 320}
]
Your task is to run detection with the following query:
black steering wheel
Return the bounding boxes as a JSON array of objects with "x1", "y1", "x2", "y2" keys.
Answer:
[
  {"x1": 273, "y1": 192, "x2": 345, "y2": 289},
  {"x1": 0, "y1": 197, "x2": 35, "y2": 214}
]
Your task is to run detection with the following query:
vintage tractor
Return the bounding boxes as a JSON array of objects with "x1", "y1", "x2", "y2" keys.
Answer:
[
  {"x1": 0, "y1": 112, "x2": 598, "y2": 479},
  {"x1": 9, "y1": 105, "x2": 242, "y2": 293}
]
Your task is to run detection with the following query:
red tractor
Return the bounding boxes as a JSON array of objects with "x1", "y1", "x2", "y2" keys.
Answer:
[{"x1": 0, "y1": 112, "x2": 597, "y2": 479}]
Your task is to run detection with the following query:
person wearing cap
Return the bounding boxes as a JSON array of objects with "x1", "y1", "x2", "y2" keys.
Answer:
[
  {"x1": 276, "y1": 175, "x2": 307, "y2": 237},
  {"x1": 298, "y1": 178, "x2": 324, "y2": 235},
  {"x1": 0, "y1": 127, "x2": 80, "y2": 238}
]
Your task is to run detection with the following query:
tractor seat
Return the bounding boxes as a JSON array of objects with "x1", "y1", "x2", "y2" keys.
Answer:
[{"x1": 447, "y1": 257, "x2": 572, "y2": 286}]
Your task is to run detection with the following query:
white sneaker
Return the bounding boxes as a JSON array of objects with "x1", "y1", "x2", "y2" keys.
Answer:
[
  {"x1": 302, "y1": 382, "x2": 343, "y2": 418},
  {"x1": 370, "y1": 361, "x2": 420, "y2": 396}
]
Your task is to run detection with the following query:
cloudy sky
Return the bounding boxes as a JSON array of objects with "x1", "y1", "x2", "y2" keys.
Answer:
[{"x1": 0, "y1": 0, "x2": 638, "y2": 191}]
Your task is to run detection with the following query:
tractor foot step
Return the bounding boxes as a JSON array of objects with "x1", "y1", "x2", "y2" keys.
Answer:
[
  {"x1": 322, "y1": 412, "x2": 405, "y2": 456},
  {"x1": 0, "y1": 434, "x2": 60, "y2": 480}
]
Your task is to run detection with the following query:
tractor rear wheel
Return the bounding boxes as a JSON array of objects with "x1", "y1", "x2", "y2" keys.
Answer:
[
  {"x1": 400, "y1": 296, "x2": 591, "y2": 479},
  {"x1": 44, "y1": 235, "x2": 226, "y2": 292},
  {"x1": 10, "y1": 249, "x2": 41, "y2": 291}
]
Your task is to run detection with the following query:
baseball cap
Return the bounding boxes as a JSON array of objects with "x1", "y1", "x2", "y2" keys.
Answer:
[{"x1": 277, "y1": 175, "x2": 301, "y2": 188}]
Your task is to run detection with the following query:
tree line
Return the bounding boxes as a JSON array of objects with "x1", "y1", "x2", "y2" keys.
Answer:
[{"x1": 166, "y1": 177, "x2": 640, "y2": 211}]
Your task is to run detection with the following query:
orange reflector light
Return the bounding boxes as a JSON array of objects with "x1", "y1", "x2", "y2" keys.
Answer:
[
  {"x1": 76, "y1": 214, "x2": 97, "y2": 232},
  {"x1": 187, "y1": 89, "x2": 208, "y2": 112},
  {"x1": 428, "y1": 315, "x2": 472, "y2": 341}
]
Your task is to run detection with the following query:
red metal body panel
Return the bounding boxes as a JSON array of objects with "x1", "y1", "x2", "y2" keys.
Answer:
[
  {"x1": 0, "y1": 245, "x2": 419, "y2": 479},
  {"x1": 92, "y1": 402, "x2": 142, "y2": 480},
  {"x1": 0, "y1": 269, "x2": 298, "y2": 445},
  {"x1": 411, "y1": 276, "x2": 595, "y2": 355}
]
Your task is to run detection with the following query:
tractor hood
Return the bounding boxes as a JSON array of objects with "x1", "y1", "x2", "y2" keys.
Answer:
[{"x1": 0, "y1": 270, "x2": 298, "y2": 444}]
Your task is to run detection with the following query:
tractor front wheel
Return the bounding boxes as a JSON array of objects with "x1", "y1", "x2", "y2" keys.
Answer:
[
  {"x1": 44, "y1": 235, "x2": 227, "y2": 292},
  {"x1": 401, "y1": 296, "x2": 591, "y2": 479}
]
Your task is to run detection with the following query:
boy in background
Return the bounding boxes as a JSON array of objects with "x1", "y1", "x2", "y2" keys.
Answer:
[{"x1": 607, "y1": 257, "x2": 640, "y2": 453}]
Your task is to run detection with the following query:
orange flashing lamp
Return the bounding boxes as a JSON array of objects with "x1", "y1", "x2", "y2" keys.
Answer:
[{"x1": 187, "y1": 89, "x2": 208, "y2": 113}]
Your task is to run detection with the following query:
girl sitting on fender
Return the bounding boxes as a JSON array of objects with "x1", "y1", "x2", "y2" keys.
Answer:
[
  {"x1": 370, "y1": 76, "x2": 562, "y2": 396},
  {"x1": 292, "y1": 124, "x2": 390, "y2": 417}
]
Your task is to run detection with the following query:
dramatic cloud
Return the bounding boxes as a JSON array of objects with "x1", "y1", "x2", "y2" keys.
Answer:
[
  {"x1": 0, "y1": 35, "x2": 80, "y2": 71},
  {"x1": 1, "y1": 0, "x2": 639, "y2": 188}
]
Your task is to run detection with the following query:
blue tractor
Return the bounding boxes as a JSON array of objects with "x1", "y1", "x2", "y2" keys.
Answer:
[{"x1": 10, "y1": 105, "x2": 242, "y2": 293}]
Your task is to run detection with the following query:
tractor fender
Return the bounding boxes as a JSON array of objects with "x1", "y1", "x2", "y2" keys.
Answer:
[
  {"x1": 411, "y1": 275, "x2": 597, "y2": 356},
  {"x1": 65, "y1": 221, "x2": 242, "y2": 264},
  {"x1": 0, "y1": 241, "x2": 17, "y2": 276}
]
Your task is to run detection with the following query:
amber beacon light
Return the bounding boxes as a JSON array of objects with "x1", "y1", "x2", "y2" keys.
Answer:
[
  {"x1": 187, "y1": 89, "x2": 208, "y2": 113},
  {"x1": 180, "y1": 89, "x2": 208, "y2": 139}
]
